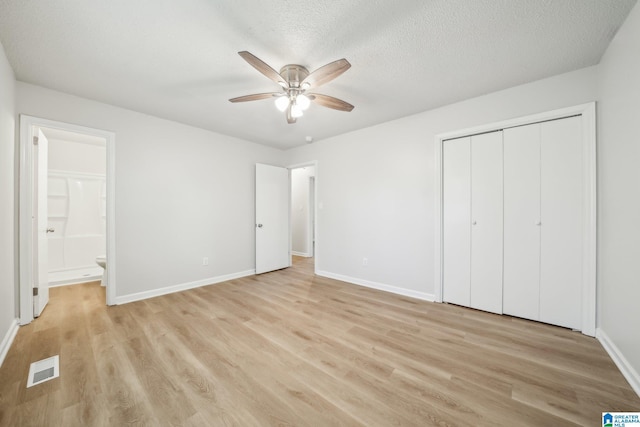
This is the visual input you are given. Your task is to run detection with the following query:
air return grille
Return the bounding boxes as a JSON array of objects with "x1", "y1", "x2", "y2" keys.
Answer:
[{"x1": 27, "y1": 355, "x2": 59, "y2": 388}]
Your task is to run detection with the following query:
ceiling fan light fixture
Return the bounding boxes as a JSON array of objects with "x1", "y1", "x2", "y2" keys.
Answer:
[
  {"x1": 231, "y1": 51, "x2": 353, "y2": 124},
  {"x1": 275, "y1": 95, "x2": 290, "y2": 112},
  {"x1": 291, "y1": 104, "x2": 304, "y2": 118},
  {"x1": 296, "y1": 94, "x2": 311, "y2": 110}
]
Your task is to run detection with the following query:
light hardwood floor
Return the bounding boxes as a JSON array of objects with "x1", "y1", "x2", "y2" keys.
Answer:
[{"x1": 1, "y1": 256, "x2": 638, "y2": 426}]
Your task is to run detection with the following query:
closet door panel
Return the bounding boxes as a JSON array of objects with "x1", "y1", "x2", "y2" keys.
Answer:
[
  {"x1": 503, "y1": 124, "x2": 541, "y2": 321},
  {"x1": 540, "y1": 116, "x2": 583, "y2": 329},
  {"x1": 470, "y1": 131, "x2": 503, "y2": 314},
  {"x1": 442, "y1": 137, "x2": 471, "y2": 307}
]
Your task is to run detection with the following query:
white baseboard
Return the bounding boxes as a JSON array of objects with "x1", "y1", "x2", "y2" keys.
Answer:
[
  {"x1": 317, "y1": 270, "x2": 435, "y2": 302},
  {"x1": 115, "y1": 269, "x2": 256, "y2": 305},
  {"x1": 597, "y1": 328, "x2": 640, "y2": 397},
  {"x1": 291, "y1": 251, "x2": 311, "y2": 257},
  {"x1": 0, "y1": 319, "x2": 19, "y2": 368}
]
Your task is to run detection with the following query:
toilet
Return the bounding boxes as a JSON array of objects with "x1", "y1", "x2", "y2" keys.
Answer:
[{"x1": 95, "y1": 255, "x2": 107, "y2": 287}]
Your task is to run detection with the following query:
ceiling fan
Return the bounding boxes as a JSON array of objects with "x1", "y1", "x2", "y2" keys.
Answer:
[{"x1": 229, "y1": 51, "x2": 354, "y2": 124}]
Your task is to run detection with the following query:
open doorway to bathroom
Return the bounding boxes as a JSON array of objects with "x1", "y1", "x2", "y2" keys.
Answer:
[
  {"x1": 290, "y1": 163, "x2": 316, "y2": 270},
  {"x1": 42, "y1": 127, "x2": 107, "y2": 287},
  {"x1": 19, "y1": 115, "x2": 116, "y2": 325}
]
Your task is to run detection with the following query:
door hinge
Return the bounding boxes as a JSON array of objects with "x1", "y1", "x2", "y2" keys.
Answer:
[
  {"x1": 33, "y1": 287, "x2": 38, "y2": 296},
  {"x1": 33, "y1": 136, "x2": 39, "y2": 145}
]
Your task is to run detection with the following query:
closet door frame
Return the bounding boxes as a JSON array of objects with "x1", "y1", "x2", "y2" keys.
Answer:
[{"x1": 434, "y1": 102, "x2": 596, "y2": 336}]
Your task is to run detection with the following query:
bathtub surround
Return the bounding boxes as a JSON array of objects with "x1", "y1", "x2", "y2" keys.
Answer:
[{"x1": 45, "y1": 133, "x2": 107, "y2": 287}]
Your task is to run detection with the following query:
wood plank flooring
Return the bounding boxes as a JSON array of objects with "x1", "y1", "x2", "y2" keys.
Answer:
[{"x1": 1, "y1": 256, "x2": 638, "y2": 426}]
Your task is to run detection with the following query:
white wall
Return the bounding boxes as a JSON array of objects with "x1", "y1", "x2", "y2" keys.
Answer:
[
  {"x1": 48, "y1": 138, "x2": 106, "y2": 175},
  {"x1": 291, "y1": 166, "x2": 315, "y2": 256},
  {"x1": 17, "y1": 82, "x2": 283, "y2": 300},
  {"x1": 597, "y1": 2, "x2": 640, "y2": 389},
  {"x1": 0, "y1": 41, "x2": 17, "y2": 361},
  {"x1": 284, "y1": 66, "x2": 599, "y2": 299}
]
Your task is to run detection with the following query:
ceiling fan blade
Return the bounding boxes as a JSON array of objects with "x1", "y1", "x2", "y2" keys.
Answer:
[
  {"x1": 229, "y1": 92, "x2": 280, "y2": 103},
  {"x1": 238, "y1": 51, "x2": 287, "y2": 87},
  {"x1": 301, "y1": 59, "x2": 351, "y2": 89},
  {"x1": 308, "y1": 93, "x2": 354, "y2": 112}
]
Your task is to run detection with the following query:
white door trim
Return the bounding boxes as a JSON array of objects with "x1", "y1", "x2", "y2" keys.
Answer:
[
  {"x1": 288, "y1": 160, "x2": 318, "y2": 275},
  {"x1": 434, "y1": 102, "x2": 596, "y2": 336},
  {"x1": 308, "y1": 176, "x2": 316, "y2": 258},
  {"x1": 19, "y1": 115, "x2": 117, "y2": 325}
]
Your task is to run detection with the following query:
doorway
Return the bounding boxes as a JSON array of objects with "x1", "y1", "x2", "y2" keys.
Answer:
[
  {"x1": 41, "y1": 127, "x2": 107, "y2": 287},
  {"x1": 289, "y1": 162, "x2": 317, "y2": 271},
  {"x1": 19, "y1": 115, "x2": 116, "y2": 325}
]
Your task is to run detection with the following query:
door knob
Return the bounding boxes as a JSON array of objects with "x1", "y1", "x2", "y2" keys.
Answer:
[
  {"x1": 535, "y1": 221, "x2": 542, "y2": 226},
  {"x1": 46, "y1": 228, "x2": 55, "y2": 233},
  {"x1": 472, "y1": 221, "x2": 477, "y2": 225},
  {"x1": 257, "y1": 224, "x2": 263, "y2": 228}
]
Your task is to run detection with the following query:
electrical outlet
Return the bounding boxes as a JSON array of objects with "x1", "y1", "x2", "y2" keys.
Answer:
[
  {"x1": 203, "y1": 257, "x2": 209, "y2": 266},
  {"x1": 362, "y1": 257, "x2": 368, "y2": 266}
]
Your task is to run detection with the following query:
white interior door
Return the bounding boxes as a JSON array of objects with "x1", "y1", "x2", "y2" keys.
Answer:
[
  {"x1": 442, "y1": 137, "x2": 471, "y2": 307},
  {"x1": 540, "y1": 116, "x2": 583, "y2": 329},
  {"x1": 503, "y1": 124, "x2": 541, "y2": 321},
  {"x1": 256, "y1": 163, "x2": 290, "y2": 274},
  {"x1": 34, "y1": 129, "x2": 50, "y2": 317},
  {"x1": 470, "y1": 131, "x2": 503, "y2": 314}
]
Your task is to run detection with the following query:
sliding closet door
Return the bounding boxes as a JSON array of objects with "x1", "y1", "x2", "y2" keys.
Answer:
[
  {"x1": 539, "y1": 116, "x2": 583, "y2": 329},
  {"x1": 503, "y1": 124, "x2": 541, "y2": 321},
  {"x1": 442, "y1": 137, "x2": 471, "y2": 307},
  {"x1": 470, "y1": 131, "x2": 503, "y2": 314}
]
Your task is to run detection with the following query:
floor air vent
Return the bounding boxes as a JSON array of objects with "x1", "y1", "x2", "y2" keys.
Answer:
[{"x1": 27, "y1": 355, "x2": 59, "y2": 388}]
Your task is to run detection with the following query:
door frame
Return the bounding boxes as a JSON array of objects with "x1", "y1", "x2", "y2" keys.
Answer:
[
  {"x1": 33, "y1": 128, "x2": 50, "y2": 317},
  {"x1": 308, "y1": 176, "x2": 316, "y2": 258},
  {"x1": 288, "y1": 161, "x2": 318, "y2": 275},
  {"x1": 434, "y1": 102, "x2": 596, "y2": 336},
  {"x1": 19, "y1": 115, "x2": 117, "y2": 325}
]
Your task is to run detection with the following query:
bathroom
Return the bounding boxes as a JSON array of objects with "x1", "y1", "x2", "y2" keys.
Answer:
[{"x1": 40, "y1": 127, "x2": 107, "y2": 288}]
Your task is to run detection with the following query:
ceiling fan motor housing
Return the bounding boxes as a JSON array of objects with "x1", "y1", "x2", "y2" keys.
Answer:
[{"x1": 279, "y1": 64, "x2": 310, "y2": 88}]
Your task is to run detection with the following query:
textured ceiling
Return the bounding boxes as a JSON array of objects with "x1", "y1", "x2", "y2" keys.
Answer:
[{"x1": 0, "y1": 0, "x2": 636, "y2": 149}]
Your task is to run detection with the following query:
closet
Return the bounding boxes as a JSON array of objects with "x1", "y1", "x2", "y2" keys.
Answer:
[
  {"x1": 442, "y1": 131, "x2": 503, "y2": 314},
  {"x1": 441, "y1": 112, "x2": 589, "y2": 331},
  {"x1": 503, "y1": 116, "x2": 583, "y2": 330}
]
